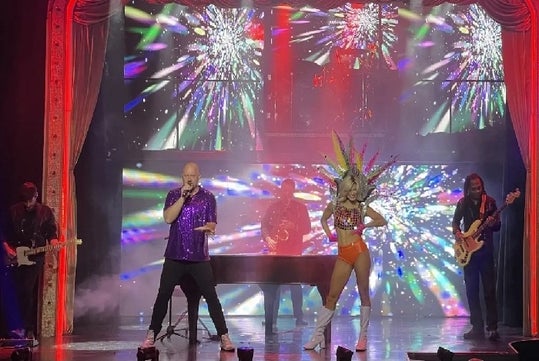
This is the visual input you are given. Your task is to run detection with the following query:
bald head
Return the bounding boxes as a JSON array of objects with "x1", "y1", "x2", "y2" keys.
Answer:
[
  {"x1": 183, "y1": 162, "x2": 200, "y2": 175},
  {"x1": 182, "y1": 162, "x2": 201, "y2": 189}
]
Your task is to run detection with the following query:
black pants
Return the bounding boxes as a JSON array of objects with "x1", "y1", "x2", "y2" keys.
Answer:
[
  {"x1": 463, "y1": 247, "x2": 498, "y2": 331},
  {"x1": 0, "y1": 267, "x2": 12, "y2": 337},
  {"x1": 0, "y1": 264, "x2": 41, "y2": 335},
  {"x1": 259, "y1": 284, "x2": 304, "y2": 334},
  {"x1": 149, "y1": 258, "x2": 228, "y2": 336},
  {"x1": 178, "y1": 274, "x2": 202, "y2": 343},
  {"x1": 264, "y1": 285, "x2": 304, "y2": 323}
]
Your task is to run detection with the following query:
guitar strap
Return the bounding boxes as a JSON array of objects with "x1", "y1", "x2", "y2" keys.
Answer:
[{"x1": 479, "y1": 193, "x2": 487, "y2": 221}]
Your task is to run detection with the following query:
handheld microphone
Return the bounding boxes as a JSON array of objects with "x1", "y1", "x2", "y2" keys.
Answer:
[
  {"x1": 182, "y1": 183, "x2": 194, "y2": 198},
  {"x1": 182, "y1": 189, "x2": 192, "y2": 198}
]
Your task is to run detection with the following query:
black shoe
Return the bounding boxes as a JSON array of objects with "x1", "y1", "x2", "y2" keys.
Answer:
[
  {"x1": 463, "y1": 328, "x2": 484, "y2": 340},
  {"x1": 487, "y1": 330, "x2": 500, "y2": 341},
  {"x1": 295, "y1": 319, "x2": 308, "y2": 326}
]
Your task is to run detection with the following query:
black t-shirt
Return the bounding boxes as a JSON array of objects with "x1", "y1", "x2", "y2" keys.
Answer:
[{"x1": 6, "y1": 202, "x2": 58, "y2": 265}]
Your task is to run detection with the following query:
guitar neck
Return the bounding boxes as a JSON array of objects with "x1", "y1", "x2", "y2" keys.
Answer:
[
  {"x1": 25, "y1": 243, "x2": 61, "y2": 256},
  {"x1": 472, "y1": 202, "x2": 507, "y2": 238},
  {"x1": 24, "y1": 239, "x2": 82, "y2": 257}
]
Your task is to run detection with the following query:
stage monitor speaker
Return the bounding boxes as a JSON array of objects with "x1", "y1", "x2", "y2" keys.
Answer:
[
  {"x1": 10, "y1": 347, "x2": 31, "y2": 361},
  {"x1": 336, "y1": 346, "x2": 353, "y2": 361},
  {"x1": 510, "y1": 339, "x2": 539, "y2": 361},
  {"x1": 237, "y1": 346, "x2": 254, "y2": 361}
]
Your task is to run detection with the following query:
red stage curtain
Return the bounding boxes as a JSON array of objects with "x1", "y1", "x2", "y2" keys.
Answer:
[
  {"x1": 503, "y1": 29, "x2": 533, "y2": 168},
  {"x1": 424, "y1": 0, "x2": 531, "y2": 30}
]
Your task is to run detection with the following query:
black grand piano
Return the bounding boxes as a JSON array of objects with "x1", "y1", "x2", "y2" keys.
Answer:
[
  {"x1": 178, "y1": 254, "x2": 336, "y2": 340},
  {"x1": 211, "y1": 254, "x2": 335, "y2": 335}
]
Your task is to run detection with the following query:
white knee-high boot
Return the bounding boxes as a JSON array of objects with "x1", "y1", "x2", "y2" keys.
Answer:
[
  {"x1": 355, "y1": 306, "x2": 370, "y2": 351},
  {"x1": 303, "y1": 306, "x2": 334, "y2": 350}
]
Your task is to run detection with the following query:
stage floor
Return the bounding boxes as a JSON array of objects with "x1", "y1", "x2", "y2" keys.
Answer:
[{"x1": 0, "y1": 316, "x2": 530, "y2": 361}]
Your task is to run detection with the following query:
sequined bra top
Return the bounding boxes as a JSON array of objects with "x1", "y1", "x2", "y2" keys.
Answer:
[{"x1": 334, "y1": 205, "x2": 362, "y2": 230}]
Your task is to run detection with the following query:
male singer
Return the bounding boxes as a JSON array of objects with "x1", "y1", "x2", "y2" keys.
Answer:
[{"x1": 141, "y1": 162, "x2": 235, "y2": 351}]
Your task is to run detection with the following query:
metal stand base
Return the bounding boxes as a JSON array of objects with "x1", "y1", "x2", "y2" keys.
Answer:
[{"x1": 155, "y1": 296, "x2": 217, "y2": 344}]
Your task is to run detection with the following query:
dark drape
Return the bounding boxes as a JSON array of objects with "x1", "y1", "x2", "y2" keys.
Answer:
[{"x1": 61, "y1": 0, "x2": 122, "y2": 334}]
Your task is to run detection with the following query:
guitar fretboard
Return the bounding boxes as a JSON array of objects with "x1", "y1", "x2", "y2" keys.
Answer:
[
  {"x1": 471, "y1": 189, "x2": 520, "y2": 238},
  {"x1": 23, "y1": 239, "x2": 82, "y2": 256},
  {"x1": 24, "y1": 244, "x2": 64, "y2": 256}
]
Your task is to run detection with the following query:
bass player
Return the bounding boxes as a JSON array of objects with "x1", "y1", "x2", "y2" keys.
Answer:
[{"x1": 452, "y1": 173, "x2": 501, "y2": 341}]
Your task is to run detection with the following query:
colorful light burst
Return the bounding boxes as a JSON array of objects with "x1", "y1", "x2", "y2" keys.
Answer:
[
  {"x1": 414, "y1": 4, "x2": 505, "y2": 134},
  {"x1": 120, "y1": 163, "x2": 470, "y2": 318},
  {"x1": 117, "y1": 2, "x2": 508, "y2": 320},
  {"x1": 124, "y1": 2, "x2": 265, "y2": 151},
  {"x1": 288, "y1": 3, "x2": 398, "y2": 70},
  {"x1": 123, "y1": 2, "x2": 506, "y2": 153},
  {"x1": 283, "y1": 3, "x2": 399, "y2": 130}
]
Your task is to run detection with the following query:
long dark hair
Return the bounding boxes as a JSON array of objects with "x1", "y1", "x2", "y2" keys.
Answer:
[{"x1": 463, "y1": 173, "x2": 485, "y2": 199}]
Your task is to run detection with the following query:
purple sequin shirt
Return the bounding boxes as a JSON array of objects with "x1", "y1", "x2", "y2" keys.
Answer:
[{"x1": 164, "y1": 186, "x2": 217, "y2": 261}]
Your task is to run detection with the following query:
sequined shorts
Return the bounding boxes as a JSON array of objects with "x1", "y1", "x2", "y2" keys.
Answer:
[{"x1": 338, "y1": 239, "x2": 368, "y2": 265}]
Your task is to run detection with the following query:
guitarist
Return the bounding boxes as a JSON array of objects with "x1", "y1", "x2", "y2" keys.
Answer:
[
  {"x1": 1, "y1": 182, "x2": 59, "y2": 343},
  {"x1": 452, "y1": 173, "x2": 500, "y2": 341}
]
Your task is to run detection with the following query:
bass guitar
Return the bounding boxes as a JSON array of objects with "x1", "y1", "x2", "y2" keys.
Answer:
[
  {"x1": 8, "y1": 239, "x2": 82, "y2": 267},
  {"x1": 453, "y1": 189, "x2": 520, "y2": 267}
]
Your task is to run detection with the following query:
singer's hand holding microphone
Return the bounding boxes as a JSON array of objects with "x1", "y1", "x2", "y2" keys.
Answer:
[{"x1": 181, "y1": 183, "x2": 194, "y2": 199}]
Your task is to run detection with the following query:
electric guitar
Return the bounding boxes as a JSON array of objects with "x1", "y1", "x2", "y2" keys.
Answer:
[
  {"x1": 7, "y1": 239, "x2": 82, "y2": 267},
  {"x1": 453, "y1": 189, "x2": 520, "y2": 267}
]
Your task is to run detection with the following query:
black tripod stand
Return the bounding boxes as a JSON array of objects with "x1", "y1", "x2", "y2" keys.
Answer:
[
  {"x1": 155, "y1": 294, "x2": 187, "y2": 343},
  {"x1": 156, "y1": 282, "x2": 218, "y2": 344}
]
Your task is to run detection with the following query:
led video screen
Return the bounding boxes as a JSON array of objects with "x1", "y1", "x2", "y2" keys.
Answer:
[
  {"x1": 124, "y1": 3, "x2": 265, "y2": 151},
  {"x1": 119, "y1": 161, "x2": 500, "y2": 318},
  {"x1": 123, "y1": 2, "x2": 505, "y2": 152}
]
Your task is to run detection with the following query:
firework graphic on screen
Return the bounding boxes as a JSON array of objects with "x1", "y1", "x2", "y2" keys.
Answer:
[
  {"x1": 120, "y1": 163, "x2": 468, "y2": 318},
  {"x1": 280, "y1": 3, "x2": 399, "y2": 131},
  {"x1": 287, "y1": 3, "x2": 399, "y2": 70},
  {"x1": 124, "y1": 3, "x2": 265, "y2": 151},
  {"x1": 409, "y1": 4, "x2": 505, "y2": 134}
]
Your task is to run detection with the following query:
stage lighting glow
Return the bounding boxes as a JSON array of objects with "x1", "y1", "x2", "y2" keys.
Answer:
[
  {"x1": 124, "y1": 2, "x2": 505, "y2": 150},
  {"x1": 288, "y1": 3, "x2": 398, "y2": 69},
  {"x1": 120, "y1": 163, "x2": 472, "y2": 318},
  {"x1": 124, "y1": 3, "x2": 265, "y2": 151},
  {"x1": 120, "y1": 1, "x2": 505, "y2": 321},
  {"x1": 410, "y1": 4, "x2": 505, "y2": 134}
]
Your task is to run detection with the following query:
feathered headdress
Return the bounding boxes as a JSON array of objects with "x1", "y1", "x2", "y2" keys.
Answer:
[{"x1": 319, "y1": 130, "x2": 397, "y2": 205}]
